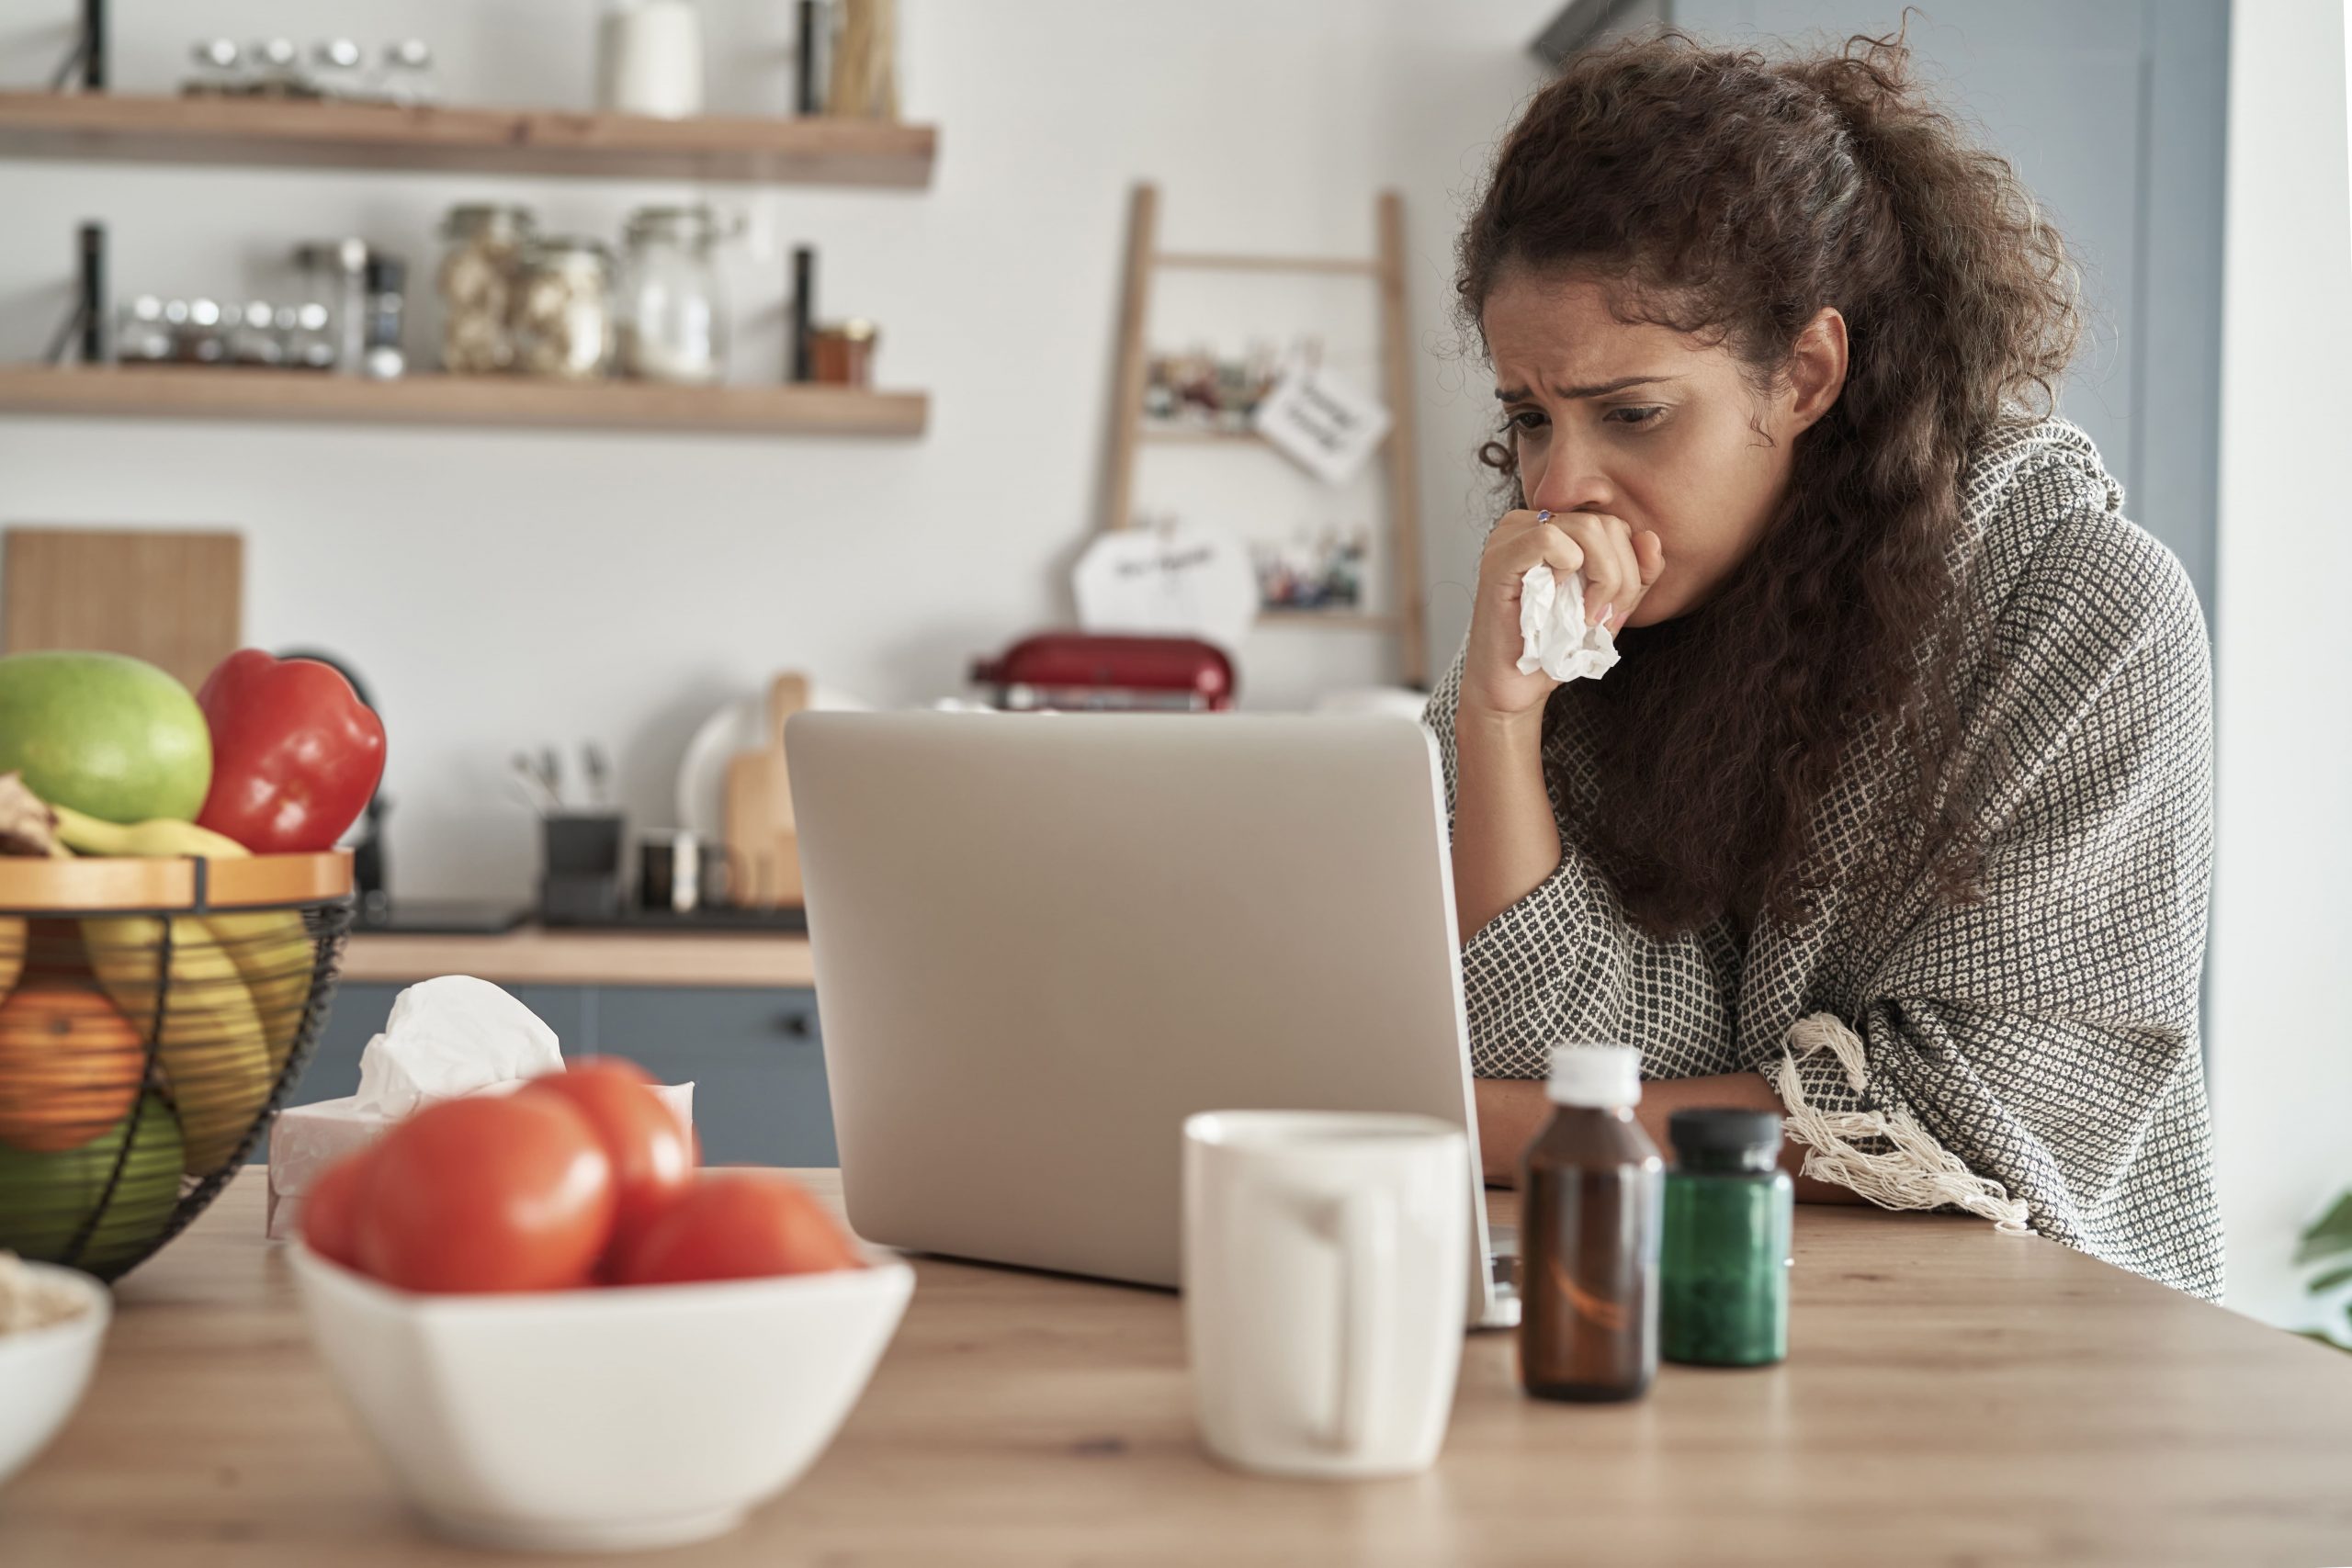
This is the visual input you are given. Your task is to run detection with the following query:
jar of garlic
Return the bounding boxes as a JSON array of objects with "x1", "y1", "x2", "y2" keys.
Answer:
[
  {"x1": 512, "y1": 237, "x2": 617, "y2": 380},
  {"x1": 435, "y1": 203, "x2": 535, "y2": 375}
]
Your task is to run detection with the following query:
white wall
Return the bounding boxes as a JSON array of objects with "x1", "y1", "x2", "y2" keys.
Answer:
[
  {"x1": 2209, "y1": 0, "x2": 2352, "y2": 1327},
  {"x1": 0, "y1": 0, "x2": 1551, "y2": 898}
]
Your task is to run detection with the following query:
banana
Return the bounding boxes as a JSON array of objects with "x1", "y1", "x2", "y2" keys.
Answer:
[
  {"x1": 0, "y1": 917, "x2": 22, "y2": 998},
  {"x1": 50, "y1": 805, "x2": 248, "y2": 860},
  {"x1": 50, "y1": 804, "x2": 316, "y2": 1068},
  {"x1": 81, "y1": 914, "x2": 273, "y2": 1176}
]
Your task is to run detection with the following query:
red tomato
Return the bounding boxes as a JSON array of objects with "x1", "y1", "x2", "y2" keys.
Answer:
[
  {"x1": 356, "y1": 1095, "x2": 616, "y2": 1293},
  {"x1": 194, "y1": 649, "x2": 388, "y2": 853},
  {"x1": 516, "y1": 1058, "x2": 695, "y2": 1259},
  {"x1": 300, "y1": 1144, "x2": 379, "y2": 1270},
  {"x1": 616, "y1": 1171, "x2": 863, "y2": 1286}
]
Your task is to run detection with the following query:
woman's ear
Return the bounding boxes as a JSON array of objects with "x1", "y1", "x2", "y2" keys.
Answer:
[{"x1": 1787, "y1": 307, "x2": 1849, "y2": 431}]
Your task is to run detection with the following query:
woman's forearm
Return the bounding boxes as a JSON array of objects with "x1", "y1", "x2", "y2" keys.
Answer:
[
  {"x1": 1451, "y1": 701, "x2": 1565, "y2": 945},
  {"x1": 1476, "y1": 1072, "x2": 1866, "y2": 1204}
]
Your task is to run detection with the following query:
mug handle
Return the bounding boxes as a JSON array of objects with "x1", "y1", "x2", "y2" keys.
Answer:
[{"x1": 1325, "y1": 1190, "x2": 1396, "y2": 1454}]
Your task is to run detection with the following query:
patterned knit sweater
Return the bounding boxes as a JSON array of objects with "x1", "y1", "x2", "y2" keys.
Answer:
[{"x1": 1424, "y1": 418, "x2": 2222, "y2": 1298}]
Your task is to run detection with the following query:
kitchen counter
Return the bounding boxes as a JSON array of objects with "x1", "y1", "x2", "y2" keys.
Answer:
[
  {"x1": 342, "y1": 924, "x2": 814, "y2": 988},
  {"x1": 9, "y1": 1174, "x2": 2350, "y2": 1564}
]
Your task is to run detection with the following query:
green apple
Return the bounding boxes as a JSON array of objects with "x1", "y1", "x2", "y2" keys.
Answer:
[
  {"x1": 0, "y1": 650, "x2": 211, "y2": 824},
  {"x1": 0, "y1": 1092, "x2": 184, "y2": 1279}
]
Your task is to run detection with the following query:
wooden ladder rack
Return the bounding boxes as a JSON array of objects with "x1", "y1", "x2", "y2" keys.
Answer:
[{"x1": 1102, "y1": 182, "x2": 1427, "y2": 689}]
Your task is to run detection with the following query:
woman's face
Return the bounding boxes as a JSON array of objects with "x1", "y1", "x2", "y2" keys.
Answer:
[{"x1": 1481, "y1": 267, "x2": 1844, "y2": 626}]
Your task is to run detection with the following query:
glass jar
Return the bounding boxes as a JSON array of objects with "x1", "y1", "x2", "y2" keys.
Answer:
[
  {"x1": 226, "y1": 301, "x2": 287, "y2": 367},
  {"x1": 809, "y1": 318, "x2": 877, "y2": 387},
  {"x1": 378, "y1": 39, "x2": 440, "y2": 107},
  {"x1": 1660, "y1": 1110, "x2": 1793, "y2": 1367},
  {"x1": 311, "y1": 39, "x2": 365, "y2": 99},
  {"x1": 292, "y1": 239, "x2": 369, "y2": 375},
  {"x1": 512, "y1": 238, "x2": 617, "y2": 380},
  {"x1": 115, "y1": 297, "x2": 172, "y2": 362},
  {"x1": 436, "y1": 204, "x2": 535, "y2": 375},
  {"x1": 619, "y1": 205, "x2": 734, "y2": 385},
  {"x1": 187, "y1": 39, "x2": 242, "y2": 96},
  {"x1": 284, "y1": 302, "x2": 335, "y2": 370},
  {"x1": 1519, "y1": 1045, "x2": 1664, "y2": 1403}
]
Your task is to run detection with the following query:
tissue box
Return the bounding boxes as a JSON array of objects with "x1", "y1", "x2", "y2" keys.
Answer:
[{"x1": 266, "y1": 1082, "x2": 697, "y2": 1242}]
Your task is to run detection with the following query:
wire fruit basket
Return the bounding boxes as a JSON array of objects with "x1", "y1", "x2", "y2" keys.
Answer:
[{"x1": 0, "y1": 850, "x2": 353, "y2": 1280}]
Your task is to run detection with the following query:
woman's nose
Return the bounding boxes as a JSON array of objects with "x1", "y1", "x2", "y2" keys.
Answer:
[{"x1": 1525, "y1": 435, "x2": 1613, "y2": 516}]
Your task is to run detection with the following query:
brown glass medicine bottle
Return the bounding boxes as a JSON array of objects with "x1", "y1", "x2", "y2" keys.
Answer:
[{"x1": 1518, "y1": 1044, "x2": 1664, "y2": 1402}]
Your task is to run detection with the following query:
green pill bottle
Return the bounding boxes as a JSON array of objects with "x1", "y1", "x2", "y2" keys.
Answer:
[{"x1": 1661, "y1": 1109, "x2": 1792, "y2": 1367}]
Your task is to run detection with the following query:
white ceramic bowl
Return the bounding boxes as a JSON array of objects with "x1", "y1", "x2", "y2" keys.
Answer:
[
  {"x1": 289, "y1": 1244, "x2": 913, "y2": 1551},
  {"x1": 0, "y1": 1263, "x2": 112, "y2": 1490}
]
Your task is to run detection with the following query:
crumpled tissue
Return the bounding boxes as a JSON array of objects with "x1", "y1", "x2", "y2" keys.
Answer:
[
  {"x1": 1517, "y1": 563, "x2": 1620, "y2": 683},
  {"x1": 354, "y1": 975, "x2": 563, "y2": 1118},
  {"x1": 266, "y1": 975, "x2": 695, "y2": 1240}
]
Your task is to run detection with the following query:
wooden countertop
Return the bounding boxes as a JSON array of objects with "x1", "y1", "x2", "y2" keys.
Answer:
[
  {"x1": 8, "y1": 1172, "x2": 2350, "y2": 1564},
  {"x1": 341, "y1": 926, "x2": 814, "y2": 988}
]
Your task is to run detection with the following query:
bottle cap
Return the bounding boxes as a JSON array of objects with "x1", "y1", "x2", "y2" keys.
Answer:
[
  {"x1": 1667, "y1": 1109, "x2": 1783, "y2": 1161},
  {"x1": 1545, "y1": 1044, "x2": 1640, "y2": 1108}
]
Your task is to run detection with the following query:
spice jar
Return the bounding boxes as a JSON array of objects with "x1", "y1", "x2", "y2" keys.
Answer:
[
  {"x1": 1660, "y1": 1109, "x2": 1793, "y2": 1367},
  {"x1": 436, "y1": 204, "x2": 535, "y2": 375},
  {"x1": 292, "y1": 239, "x2": 369, "y2": 375},
  {"x1": 619, "y1": 205, "x2": 735, "y2": 384},
  {"x1": 512, "y1": 237, "x2": 617, "y2": 380},
  {"x1": 809, "y1": 318, "x2": 877, "y2": 387}
]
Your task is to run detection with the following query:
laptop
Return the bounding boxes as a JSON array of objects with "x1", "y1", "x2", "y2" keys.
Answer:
[{"x1": 785, "y1": 710, "x2": 1519, "y2": 1330}]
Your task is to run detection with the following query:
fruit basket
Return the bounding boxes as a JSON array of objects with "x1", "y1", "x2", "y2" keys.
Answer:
[{"x1": 0, "y1": 850, "x2": 354, "y2": 1280}]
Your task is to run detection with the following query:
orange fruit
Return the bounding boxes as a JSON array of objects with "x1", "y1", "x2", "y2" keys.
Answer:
[{"x1": 0, "y1": 978, "x2": 150, "y2": 1153}]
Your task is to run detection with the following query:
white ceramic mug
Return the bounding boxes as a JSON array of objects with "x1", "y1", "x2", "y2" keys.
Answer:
[{"x1": 1182, "y1": 1111, "x2": 1468, "y2": 1479}]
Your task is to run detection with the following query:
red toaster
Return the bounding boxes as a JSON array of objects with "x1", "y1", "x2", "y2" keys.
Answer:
[{"x1": 968, "y1": 633, "x2": 1237, "y2": 713}]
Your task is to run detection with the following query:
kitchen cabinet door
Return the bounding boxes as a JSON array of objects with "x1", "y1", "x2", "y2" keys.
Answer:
[{"x1": 587, "y1": 987, "x2": 837, "y2": 1168}]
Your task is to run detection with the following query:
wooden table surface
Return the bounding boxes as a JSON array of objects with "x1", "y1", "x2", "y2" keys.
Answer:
[
  {"x1": 341, "y1": 927, "x2": 814, "y2": 989},
  {"x1": 6, "y1": 1171, "x2": 2350, "y2": 1567}
]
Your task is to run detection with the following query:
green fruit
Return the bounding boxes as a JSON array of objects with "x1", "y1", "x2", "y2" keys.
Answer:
[
  {"x1": 0, "y1": 1091, "x2": 184, "y2": 1279},
  {"x1": 0, "y1": 651, "x2": 212, "y2": 825}
]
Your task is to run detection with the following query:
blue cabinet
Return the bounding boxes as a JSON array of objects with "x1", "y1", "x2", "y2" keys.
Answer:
[{"x1": 272, "y1": 979, "x2": 833, "y2": 1167}]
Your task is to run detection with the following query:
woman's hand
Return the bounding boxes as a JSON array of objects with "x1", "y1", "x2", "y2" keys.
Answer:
[{"x1": 1457, "y1": 509, "x2": 1666, "y2": 724}]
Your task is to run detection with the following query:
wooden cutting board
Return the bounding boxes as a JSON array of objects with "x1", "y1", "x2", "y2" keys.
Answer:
[
  {"x1": 725, "y1": 673, "x2": 809, "y2": 908},
  {"x1": 3, "y1": 526, "x2": 243, "y2": 692}
]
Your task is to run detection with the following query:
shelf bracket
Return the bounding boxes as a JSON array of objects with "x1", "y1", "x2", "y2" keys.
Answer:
[{"x1": 46, "y1": 0, "x2": 107, "y2": 92}]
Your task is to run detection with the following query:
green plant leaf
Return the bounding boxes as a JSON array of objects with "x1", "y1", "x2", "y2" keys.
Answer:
[
  {"x1": 2294, "y1": 1190, "x2": 2352, "y2": 1266},
  {"x1": 2294, "y1": 1327, "x2": 2351, "y2": 1355},
  {"x1": 2310, "y1": 1263, "x2": 2352, "y2": 1296}
]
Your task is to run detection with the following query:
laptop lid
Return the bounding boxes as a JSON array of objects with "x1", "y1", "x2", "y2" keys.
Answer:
[{"x1": 786, "y1": 711, "x2": 1494, "y2": 1312}]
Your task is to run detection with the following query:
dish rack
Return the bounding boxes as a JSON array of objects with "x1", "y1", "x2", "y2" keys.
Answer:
[{"x1": 0, "y1": 851, "x2": 353, "y2": 1280}]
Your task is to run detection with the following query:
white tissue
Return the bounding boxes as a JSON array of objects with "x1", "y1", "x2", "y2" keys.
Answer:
[
  {"x1": 351, "y1": 975, "x2": 564, "y2": 1118},
  {"x1": 1516, "y1": 563, "x2": 1621, "y2": 682}
]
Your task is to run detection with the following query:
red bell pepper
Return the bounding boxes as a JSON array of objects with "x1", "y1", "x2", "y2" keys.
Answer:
[{"x1": 194, "y1": 649, "x2": 387, "y2": 853}]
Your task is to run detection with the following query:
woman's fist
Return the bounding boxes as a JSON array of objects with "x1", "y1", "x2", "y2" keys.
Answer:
[{"x1": 1456, "y1": 510, "x2": 1663, "y2": 724}]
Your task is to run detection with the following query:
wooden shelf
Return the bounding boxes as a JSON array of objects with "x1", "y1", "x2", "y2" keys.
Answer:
[
  {"x1": 1257, "y1": 608, "x2": 1395, "y2": 630},
  {"x1": 1154, "y1": 252, "x2": 1379, "y2": 276},
  {"x1": 0, "y1": 91, "x2": 936, "y2": 186},
  {"x1": 1138, "y1": 424, "x2": 1265, "y2": 444},
  {"x1": 0, "y1": 366, "x2": 930, "y2": 437}
]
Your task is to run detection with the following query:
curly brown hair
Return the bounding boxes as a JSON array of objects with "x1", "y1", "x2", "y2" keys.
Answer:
[{"x1": 1456, "y1": 28, "x2": 2082, "y2": 936}]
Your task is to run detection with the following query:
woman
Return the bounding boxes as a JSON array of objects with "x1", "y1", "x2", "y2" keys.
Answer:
[{"x1": 1434, "y1": 31, "x2": 2220, "y2": 1297}]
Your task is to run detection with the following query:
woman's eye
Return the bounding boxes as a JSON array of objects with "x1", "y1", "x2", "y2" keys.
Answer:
[
  {"x1": 1507, "y1": 409, "x2": 1547, "y2": 433},
  {"x1": 1604, "y1": 405, "x2": 1665, "y2": 426}
]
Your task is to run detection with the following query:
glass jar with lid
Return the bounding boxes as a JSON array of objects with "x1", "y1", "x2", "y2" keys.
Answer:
[
  {"x1": 436, "y1": 204, "x2": 535, "y2": 375},
  {"x1": 618, "y1": 205, "x2": 737, "y2": 385},
  {"x1": 512, "y1": 237, "x2": 617, "y2": 380}
]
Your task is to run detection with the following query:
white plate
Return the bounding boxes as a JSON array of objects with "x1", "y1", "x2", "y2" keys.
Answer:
[{"x1": 673, "y1": 686, "x2": 872, "y2": 841}]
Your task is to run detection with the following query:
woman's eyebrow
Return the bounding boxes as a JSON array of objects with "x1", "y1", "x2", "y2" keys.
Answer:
[{"x1": 1495, "y1": 374, "x2": 1681, "y2": 400}]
